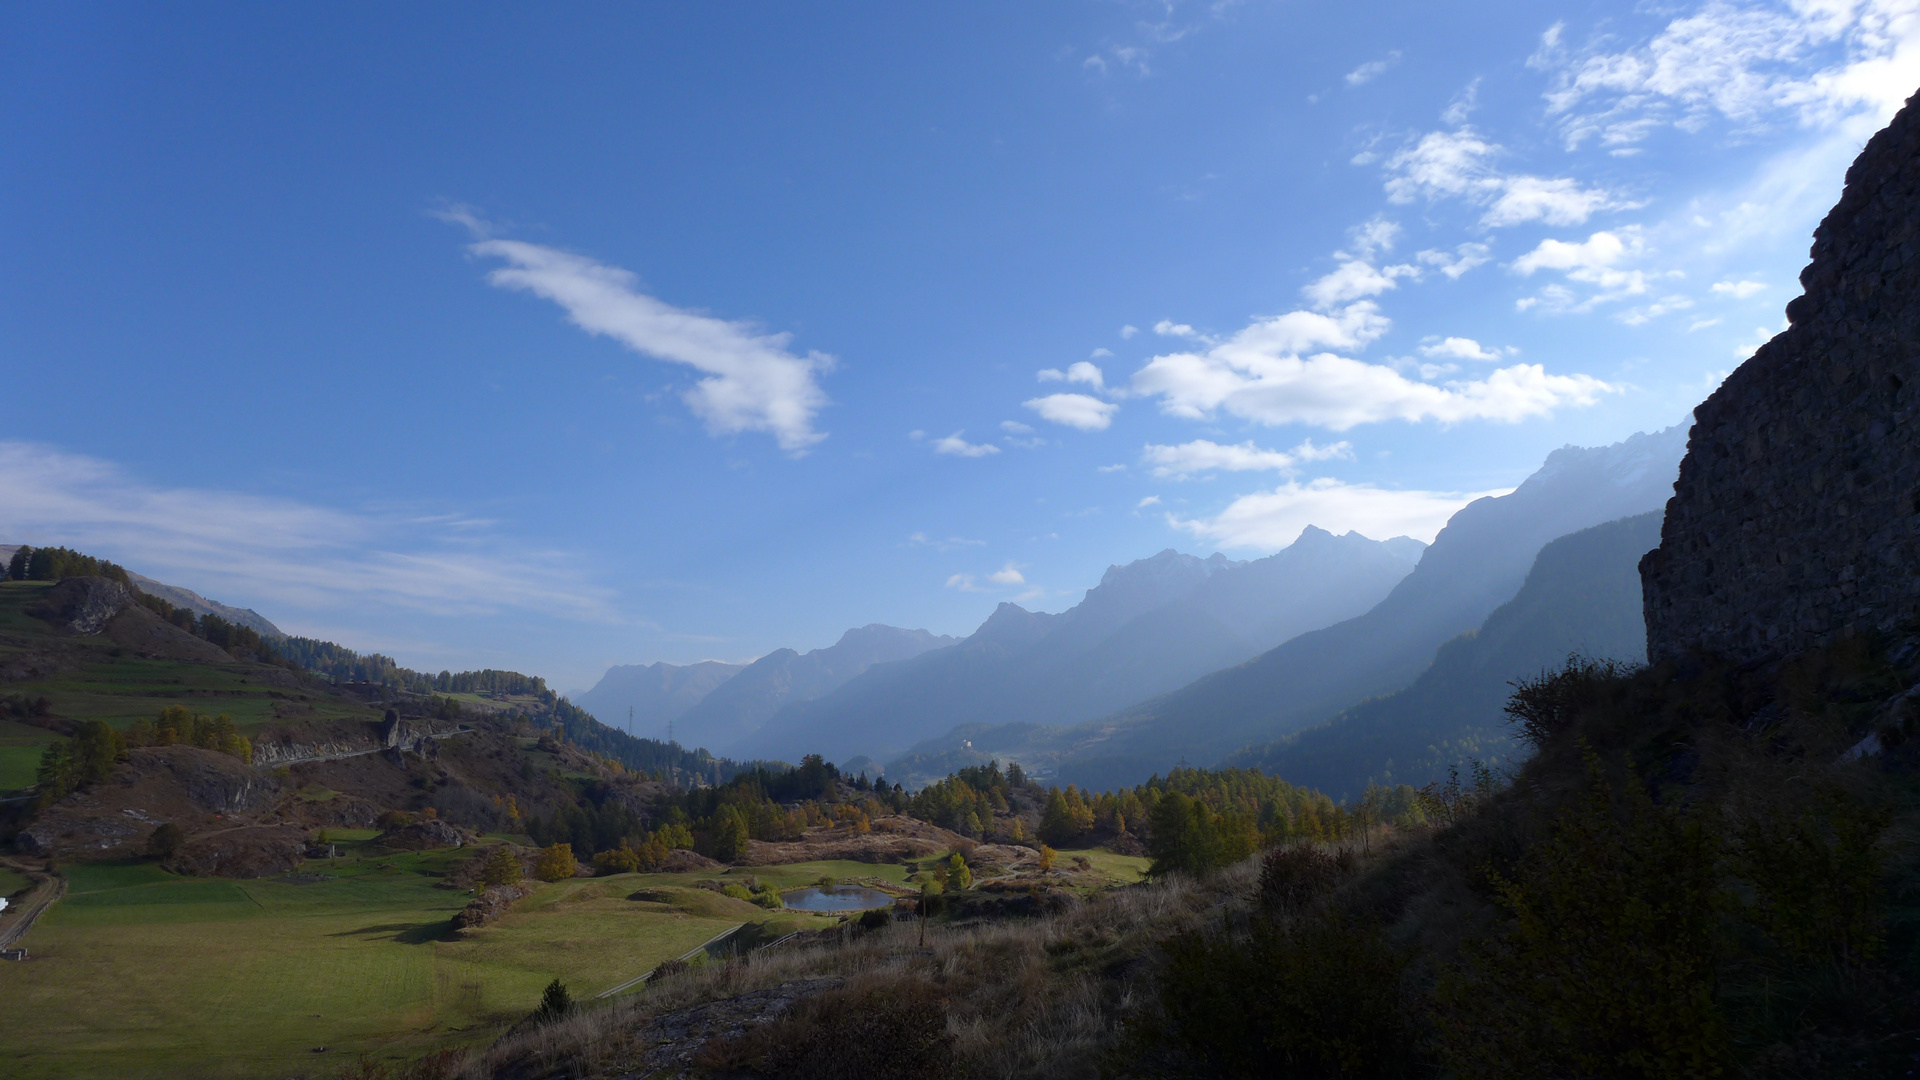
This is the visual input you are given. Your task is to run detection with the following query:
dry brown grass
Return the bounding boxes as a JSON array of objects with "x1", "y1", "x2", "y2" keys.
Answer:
[{"x1": 433, "y1": 859, "x2": 1262, "y2": 1079}]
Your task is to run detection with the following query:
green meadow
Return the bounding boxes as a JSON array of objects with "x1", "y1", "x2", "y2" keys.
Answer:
[{"x1": 8, "y1": 844, "x2": 843, "y2": 1080}]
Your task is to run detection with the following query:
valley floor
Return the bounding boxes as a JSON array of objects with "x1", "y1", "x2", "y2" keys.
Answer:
[{"x1": 3, "y1": 837, "x2": 1145, "y2": 1079}]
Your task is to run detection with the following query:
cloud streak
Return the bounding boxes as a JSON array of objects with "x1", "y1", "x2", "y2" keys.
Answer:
[
  {"x1": 466, "y1": 237, "x2": 832, "y2": 454},
  {"x1": 1142, "y1": 438, "x2": 1352, "y2": 479},
  {"x1": 0, "y1": 441, "x2": 613, "y2": 623}
]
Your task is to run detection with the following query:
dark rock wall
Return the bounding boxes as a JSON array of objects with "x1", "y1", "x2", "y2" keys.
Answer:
[{"x1": 1643, "y1": 89, "x2": 1920, "y2": 664}]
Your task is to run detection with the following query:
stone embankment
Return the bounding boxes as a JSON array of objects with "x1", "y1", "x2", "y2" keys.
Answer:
[{"x1": 1643, "y1": 88, "x2": 1920, "y2": 665}]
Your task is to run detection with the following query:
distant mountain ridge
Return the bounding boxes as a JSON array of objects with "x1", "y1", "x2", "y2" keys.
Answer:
[
  {"x1": 1228, "y1": 510, "x2": 1663, "y2": 800},
  {"x1": 684, "y1": 624, "x2": 959, "y2": 753},
  {"x1": 572, "y1": 660, "x2": 748, "y2": 744},
  {"x1": 744, "y1": 528, "x2": 1427, "y2": 764},
  {"x1": 1044, "y1": 422, "x2": 1690, "y2": 790}
]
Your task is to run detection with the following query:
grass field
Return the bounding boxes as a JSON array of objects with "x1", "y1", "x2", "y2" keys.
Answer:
[{"x1": 7, "y1": 845, "x2": 845, "y2": 1080}]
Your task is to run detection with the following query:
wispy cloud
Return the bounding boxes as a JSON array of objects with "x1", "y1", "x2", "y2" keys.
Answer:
[
  {"x1": 0, "y1": 441, "x2": 613, "y2": 622},
  {"x1": 451, "y1": 222, "x2": 832, "y2": 454},
  {"x1": 1345, "y1": 50, "x2": 1403, "y2": 86},
  {"x1": 1530, "y1": 3, "x2": 1920, "y2": 150},
  {"x1": 1142, "y1": 438, "x2": 1352, "y2": 479},
  {"x1": 1168, "y1": 477, "x2": 1511, "y2": 549},
  {"x1": 932, "y1": 431, "x2": 1001, "y2": 457}
]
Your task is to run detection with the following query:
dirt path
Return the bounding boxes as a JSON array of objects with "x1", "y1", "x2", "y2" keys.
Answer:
[{"x1": 0, "y1": 860, "x2": 65, "y2": 952}]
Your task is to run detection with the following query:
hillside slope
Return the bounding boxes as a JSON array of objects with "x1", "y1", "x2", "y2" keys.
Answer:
[
  {"x1": 1046, "y1": 424, "x2": 1687, "y2": 789},
  {"x1": 1230, "y1": 510, "x2": 1662, "y2": 799}
]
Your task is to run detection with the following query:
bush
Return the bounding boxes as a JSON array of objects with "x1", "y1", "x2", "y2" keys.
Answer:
[
  {"x1": 697, "y1": 979, "x2": 953, "y2": 1079},
  {"x1": 1505, "y1": 655, "x2": 1632, "y2": 750},
  {"x1": 533, "y1": 842, "x2": 577, "y2": 882},
  {"x1": 534, "y1": 978, "x2": 572, "y2": 1022},
  {"x1": 1434, "y1": 751, "x2": 1727, "y2": 1078},
  {"x1": 1157, "y1": 909, "x2": 1414, "y2": 1078},
  {"x1": 146, "y1": 822, "x2": 184, "y2": 860},
  {"x1": 858, "y1": 907, "x2": 891, "y2": 931},
  {"x1": 1257, "y1": 844, "x2": 1354, "y2": 910},
  {"x1": 477, "y1": 844, "x2": 523, "y2": 888}
]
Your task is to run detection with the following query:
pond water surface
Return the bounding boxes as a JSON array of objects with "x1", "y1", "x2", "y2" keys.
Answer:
[{"x1": 780, "y1": 885, "x2": 895, "y2": 912}]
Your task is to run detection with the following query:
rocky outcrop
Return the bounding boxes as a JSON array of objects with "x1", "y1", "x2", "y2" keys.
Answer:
[
  {"x1": 452, "y1": 882, "x2": 532, "y2": 931},
  {"x1": 28, "y1": 577, "x2": 135, "y2": 635},
  {"x1": 15, "y1": 746, "x2": 279, "y2": 859},
  {"x1": 165, "y1": 825, "x2": 307, "y2": 878},
  {"x1": 1643, "y1": 89, "x2": 1920, "y2": 665},
  {"x1": 376, "y1": 819, "x2": 466, "y2": 850}
]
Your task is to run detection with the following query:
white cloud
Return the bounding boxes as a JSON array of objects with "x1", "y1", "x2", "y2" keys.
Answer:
[
  {"x1": 1065, "y1": 361, "x2": 1106, "y2": 390},
  {"x1": 1129, "y1": 304, "x2": 1613, "y2": 430},
  {"x1": 1303, "y1": 259, "x2": 1419, "y2": 309},
  {"x1": 1416, "y1": 243, "x2": 1493, "y2": 279},
  {"x1": 1511, "y1": 229, "x2": 1653, "y2": 307},
  {"x1": 1345, "y1": 50, "x2": 1403, "y2": 86},
  {"x1": 1168, "y1": 477, "x2": 1512, "y2": 550},
  {"x1": 1711, "y1": 279, "x2": 1767, "y2": 298},
  {"x1": 987, "y1": 563, "x2": 1026, "y2": 585},
  {"x1": 1120, "y1": 324, "x2": 1140, "y2": 339},
  {"x1": 945, "y1": 573, "x2": 983, "y2": 592},
  {"x1": 1383, "y1": 128, "x2": 1624, "y2": 227},
  {"x1": 1096, "y1": 463, "x2": 1129, "y2": 473},
  {"x1": 1154, "y1": 319, "x2": 1198, "y2": 338},
  {"x1": 1617, "y1": 295, "x2": 1695, "y2": 326},
  {"x1": 1137, "y1": 495, "x2": 1163, "y2": 508},
  {"x1": 1024, "y1": 393, "x2": 1120, "y2": 430},
  {"x1": 466, "y1": 238, "x2": 831, "y2": 454},
  {"x1": 1090, "y1": 347, "x2": 1114, "y2": 358},
  {"x1": 1037, "y1": 368, "x2": 1066, "y2": 381},
  {"x1": 1141, "y1": 437, "x2": 1353, "y2": 479},
  {"x1": 932, "y1": 431, "x2": 1001, "y2": 457},
  {"x1": 1532, "y1": 2, "x2": 1920, "y2": 149},
  {"x1": 1419, "y1": 336, "x2": 1507, "y2": 362},
  {"x1": 1000, "y1": 420, "x2": 1036, "y2": 435},
  {"x1": 0, "y1": 441, "x2": 613, "y2": 622}
]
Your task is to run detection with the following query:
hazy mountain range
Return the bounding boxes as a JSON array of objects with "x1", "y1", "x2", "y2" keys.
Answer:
[
  {"x1": 744, "y1": 527, "x2": 1427, "y2": 764},
  {"x1": 1041, "y1": 422, "x2": 1687, "y2": 789},
  {"x1": 573, "y1": 624, "x2": 956, "y2": 752},
  {"x1": 1225, "y1": 510, "x2": 1663, "y2": 800}
]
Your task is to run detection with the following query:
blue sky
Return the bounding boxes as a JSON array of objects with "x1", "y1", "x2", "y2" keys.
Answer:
[{"x1": 4, "y1": 2, "x2": 1916, "y2": 697}]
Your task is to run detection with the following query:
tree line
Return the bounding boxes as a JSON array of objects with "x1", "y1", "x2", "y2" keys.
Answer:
[
  {"x1": 35, "y1": 705, "x2": 252, "y2": 805},
  {"x1": 6, "y1": 545, "x2": 132, "y2": 585}
]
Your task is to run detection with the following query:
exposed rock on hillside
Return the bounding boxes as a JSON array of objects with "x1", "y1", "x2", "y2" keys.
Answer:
[
  {"x1": 28, "y1": 576, "x2": 134, "y2": 635},
  {"x1": 16, "y1": 745, "x2": 281, "y2": 859},
  {"x1": 377, "y1": 819, "x2": 467, "y2": 850},
  {"x1": 165, "y1": 825, "x2": 307, "y2": 878},
  {"x1": 1645, "y1": 90, "x2": 1920, "y2": 664}
]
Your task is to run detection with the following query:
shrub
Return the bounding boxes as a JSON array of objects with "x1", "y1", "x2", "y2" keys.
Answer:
[
  {"x1": 377, "y1": 810, "x2": 416, "y2": 831},
  {"x1": 1505, "y1": 655, "x2": 1632, "y2": 750},
  {"x1": 1257, "y1": 844, "x2": 1354, "y2": 910},
  {"x1": 534, "y1": 978, "x2": 572, "y2": 1022},
  {"x1": 858, "y1": 907, "x2": 890, "y2": 931},
  {"x1": 592, "y1": 844, "x2": 642, "y2": 876},
  {"x1": 533, "y1": 843, "x2": 577, "y2": 882},
  {"x1": 1435, "y1": 751, "x2": 1727, "y2": 1078},
  {"x1": 478, "y1": 844, "x2": 523, "y2": 888},
  {"x1": 1158, "y1": 909, "x2": 1414, "y2": 1078},
  {"x1": 1037, "y1": 844, "x2": 1056, "y2": 872},
  {"x1": 146, "y1": 822, "x2": 184, "y2": 860},
  {"x1": 697, "y1": 979, "x2": 953, "y2": 1079}
]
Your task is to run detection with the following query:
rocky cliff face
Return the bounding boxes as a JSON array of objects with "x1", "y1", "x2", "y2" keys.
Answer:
[{"x1": 1643, "y1": 89, "x2": 1920, "y2": 665}]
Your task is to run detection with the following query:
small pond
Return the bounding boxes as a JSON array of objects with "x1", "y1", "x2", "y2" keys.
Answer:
[{"x1": 780, "y1": 885, "x2": 896, "y2": 913}]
